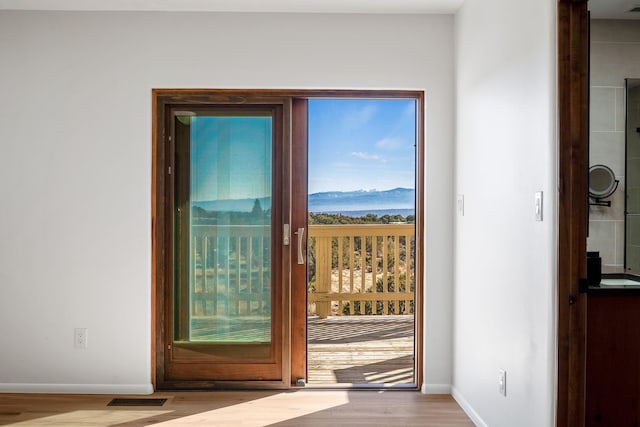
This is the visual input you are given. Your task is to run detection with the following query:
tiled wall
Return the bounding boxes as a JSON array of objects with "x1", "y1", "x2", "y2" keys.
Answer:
[{"x1": 589, "y1": 20, "x2": 640, "y2": 273}]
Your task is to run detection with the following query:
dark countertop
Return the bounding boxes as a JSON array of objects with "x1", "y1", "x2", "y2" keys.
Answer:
[
  {"x1": 588, "y1": 275, "x2": 640, "y2": 294},
  {"x1": 588, "y1": 285, "x2": 640, "y2": 295}
]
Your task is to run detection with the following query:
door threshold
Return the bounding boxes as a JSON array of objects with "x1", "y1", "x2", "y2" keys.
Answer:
[{"x1": 297, "y1": 383, "x2": 419, "y2": 391}]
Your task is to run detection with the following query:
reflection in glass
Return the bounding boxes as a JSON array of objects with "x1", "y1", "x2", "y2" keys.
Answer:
[{"x1": 174, "y1": 114, "x2": 272, "y2": 344}]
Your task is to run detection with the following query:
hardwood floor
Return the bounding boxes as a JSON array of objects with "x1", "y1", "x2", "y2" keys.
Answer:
[
  {"x1": 0, "y1": 317, "x2": 465, "y2": 426},
  {"x1": 0, "y1": 391, "x2": 473, "y2": 426}
]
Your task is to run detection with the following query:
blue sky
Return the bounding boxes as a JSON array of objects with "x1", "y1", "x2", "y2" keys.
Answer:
[
  {"x1": 308, "y1": 99, "x2": 416, "y2": 194},
  {"x1": 187, "y1": 99, "x2": 416, "y2": 202},
  {"x1": 190, "y1": 116, "x2": 272, "y2": 202}
]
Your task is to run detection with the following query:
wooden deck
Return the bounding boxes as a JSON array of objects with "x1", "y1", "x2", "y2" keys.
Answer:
[{"x1": 307, "y1": 315, "x2": 414, "y2": 385}]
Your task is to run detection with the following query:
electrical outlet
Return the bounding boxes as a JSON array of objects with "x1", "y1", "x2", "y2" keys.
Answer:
[
  {"x1": 74, "y1": 328, "x2": 88, "y2": 349},
  {"x1": 498, "y1": 369, "x2": 507, "y2": 396}
]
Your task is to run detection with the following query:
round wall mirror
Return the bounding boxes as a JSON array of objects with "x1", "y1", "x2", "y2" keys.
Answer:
[{"x1": 589, "y1": 164, "x2": 617, "y2": 199}]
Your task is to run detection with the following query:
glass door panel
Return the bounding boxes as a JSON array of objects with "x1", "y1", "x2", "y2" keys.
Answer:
[{"x1": 167, "y1": 107, "x2": 284, "y2": 383}]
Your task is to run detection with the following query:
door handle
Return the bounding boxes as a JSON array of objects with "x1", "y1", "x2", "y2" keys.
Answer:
[{"x1": 295, "y1": 227, "x2": 305, "y2": 265}]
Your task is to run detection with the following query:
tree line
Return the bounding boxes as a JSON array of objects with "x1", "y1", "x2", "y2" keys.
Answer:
[{"x1": 309, "y1": 212, "x2": 414, "y2": 225}]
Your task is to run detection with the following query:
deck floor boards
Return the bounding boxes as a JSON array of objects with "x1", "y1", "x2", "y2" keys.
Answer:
[{"x1": 307, "y1": 315, "x2": 415, "y2": 385}]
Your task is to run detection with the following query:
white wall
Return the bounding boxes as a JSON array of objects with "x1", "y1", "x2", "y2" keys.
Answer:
[
  {"x1": 0, "y1": 11, "x2": 454, "y2": 393},
  {"x1": 453, "y1": 0, "x2": 557, "y2": 426}
]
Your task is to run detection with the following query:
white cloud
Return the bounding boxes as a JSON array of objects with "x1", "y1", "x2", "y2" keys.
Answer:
[{"x1": 351, "y1": 151, "x2": 386, "y2": 162}]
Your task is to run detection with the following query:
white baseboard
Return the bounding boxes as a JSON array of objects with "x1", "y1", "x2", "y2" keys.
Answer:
[
  {"x1": 421, "y1": 383, "x2": 451, "y2": 394},
  {"x1": 0, "y1": 383, "x2": 154, "y2": 395},
  {"x1": 451, "y1": 386, "x2": 487, "y2": 427}
]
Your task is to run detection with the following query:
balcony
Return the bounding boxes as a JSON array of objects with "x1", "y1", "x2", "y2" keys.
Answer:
[{"x1": 306, "y1": 223, "x2": 416, "y2": 385}]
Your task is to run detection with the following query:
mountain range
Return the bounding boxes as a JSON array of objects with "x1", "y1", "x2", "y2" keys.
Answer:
[
  {"x1": 193, "y1": 188, "x2": 415, "y2": 214},
  {"x1": 308, "y1": 188, "x2": 414, "y2": 213}
]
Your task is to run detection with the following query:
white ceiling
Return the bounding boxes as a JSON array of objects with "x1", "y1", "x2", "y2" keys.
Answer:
[
  {"x1": 0, "y1": 0, "x2": 464, "y2": 14},
  {"x1": 590, "y1": 0, "x2": 640, "y2": 19}
]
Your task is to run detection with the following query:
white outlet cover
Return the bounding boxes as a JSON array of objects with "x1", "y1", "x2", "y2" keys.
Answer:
[{"x1": 74, "y1": 328, "x2": 88, "y2": 349}]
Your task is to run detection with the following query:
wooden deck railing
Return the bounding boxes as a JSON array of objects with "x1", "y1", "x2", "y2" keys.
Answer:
[
  {"x1": 307, "y1": 224, "x2": 415, "y2": 318},
  {"x1": 188, "y1": 223, "x2": 416, "y2": 320},
  {"x1": 190, "y1": 225, "x2": 271, "y2": 317}
]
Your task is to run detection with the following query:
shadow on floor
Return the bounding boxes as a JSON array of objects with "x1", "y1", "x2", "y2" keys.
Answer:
[
  {"x1": 332, "y1": 355, "x2": 415, "y2": 384},
  {"x1": 308, "y1": 315, "x2": 413, "y2": 344}
]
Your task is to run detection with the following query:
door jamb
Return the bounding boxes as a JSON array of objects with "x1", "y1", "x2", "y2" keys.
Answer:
[{"x1": 557, "y1": 1, "x2": 589, "y2": 425}]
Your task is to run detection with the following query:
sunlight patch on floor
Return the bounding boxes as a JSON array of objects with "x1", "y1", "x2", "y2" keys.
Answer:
[
  {"x1": 151, "y1": 391, "x2": 350, "y2": 426},
  {"x1": 4, "y1": 410, "x2": 173, "y2": 426}
]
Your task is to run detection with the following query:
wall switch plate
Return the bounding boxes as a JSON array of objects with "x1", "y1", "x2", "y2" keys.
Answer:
[
  {"x1": 535, "y1": 191, "x2": 543, "y2": 221},
  {"x1": 457, "y1": 194, "x2": 464, "y2": 216},
  {"x1": 498, "y1": 369, "x2": 507, "y2": 396},
  {"x1": 74, "y1": 328, "x2": 88, "y2": 349}
]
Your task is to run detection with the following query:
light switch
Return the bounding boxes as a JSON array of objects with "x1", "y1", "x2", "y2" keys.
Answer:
[
  {"x1": 498, "y1": 369, "x2": 507, "y2": 396},
  {"x1": 457, "y1": 194, "x2": 464, "y2": 216},
  {"x1": 535, "y1": 191, "x2": 543, "y2": 221}
]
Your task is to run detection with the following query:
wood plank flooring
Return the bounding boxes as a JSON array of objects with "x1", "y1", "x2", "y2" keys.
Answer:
[
  {"x1": 307, "y1": 315, "x2": 414, "y2": 385},
  {"x1": 0, "y1": 391, "x2": 473, "y2": 426},
  {"x1": 0, "y1": 316, "x2": 460, "y2": 426}
]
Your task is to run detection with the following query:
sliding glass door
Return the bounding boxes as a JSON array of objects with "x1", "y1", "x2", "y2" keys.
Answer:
[
  {"x1": 153, "y1": 90, "x2": 423, "y2": 390},
  {"x1": 159, "y1": 102, "x2": 289, "y2": 386}
]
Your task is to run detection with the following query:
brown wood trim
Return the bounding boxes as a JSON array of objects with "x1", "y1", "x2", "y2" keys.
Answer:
[
  {"x1": 173, "y1": 114, "x2": 190, "y2": 341},
  {"x1": 415, "y1": 92, "x2": 425, "y2": 388},
  {"x1": 153, "y1": 89, "x2": 423, "y2": 101},
  {"x1": 158, "y1": 380, "x2": 291, "y2": 390},
  {"x1": 279, "y1": 99, "x2": 293, "y2": 389},
  {"x1": 290, "y1": 98, "x2": 308, "y2": 385},
  {"x1": 151, "y1": 89, "x2": 168, "y2": 389},
  {"x1": 151, "y1": 91, "x2": 157, "y2": 388},
  {"x1": 557, "y1": 1, "x2": 589, "y2": 425}
]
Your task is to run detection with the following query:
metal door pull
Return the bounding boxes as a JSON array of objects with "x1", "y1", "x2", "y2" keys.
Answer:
[{"x1": 295, "y1": 228, "x2": 305, "y2": 265}]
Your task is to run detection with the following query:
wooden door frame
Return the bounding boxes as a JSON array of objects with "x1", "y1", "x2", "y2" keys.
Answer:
[
  {"x1": 290, "y1": 98, "x2": 308, "y2": 384},
  {"x1": 557, "y1": 0, "x2": 589, "y2": 425},
  {"x1": 152, "y1": 90, "x2": 293, "y2": 389},
  {"x1": 152, "y1": 89, "x2": 425, "y2": 390}
]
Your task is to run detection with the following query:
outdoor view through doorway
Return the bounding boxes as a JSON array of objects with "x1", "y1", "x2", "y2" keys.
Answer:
[{"x1": 306, "y1": 99, "x2": 417, "y2": 386}]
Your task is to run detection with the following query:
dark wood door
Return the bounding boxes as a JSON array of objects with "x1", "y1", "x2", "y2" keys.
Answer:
[{"x1": 155, "y1": 95, "x2": 292, "y2": 388}]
